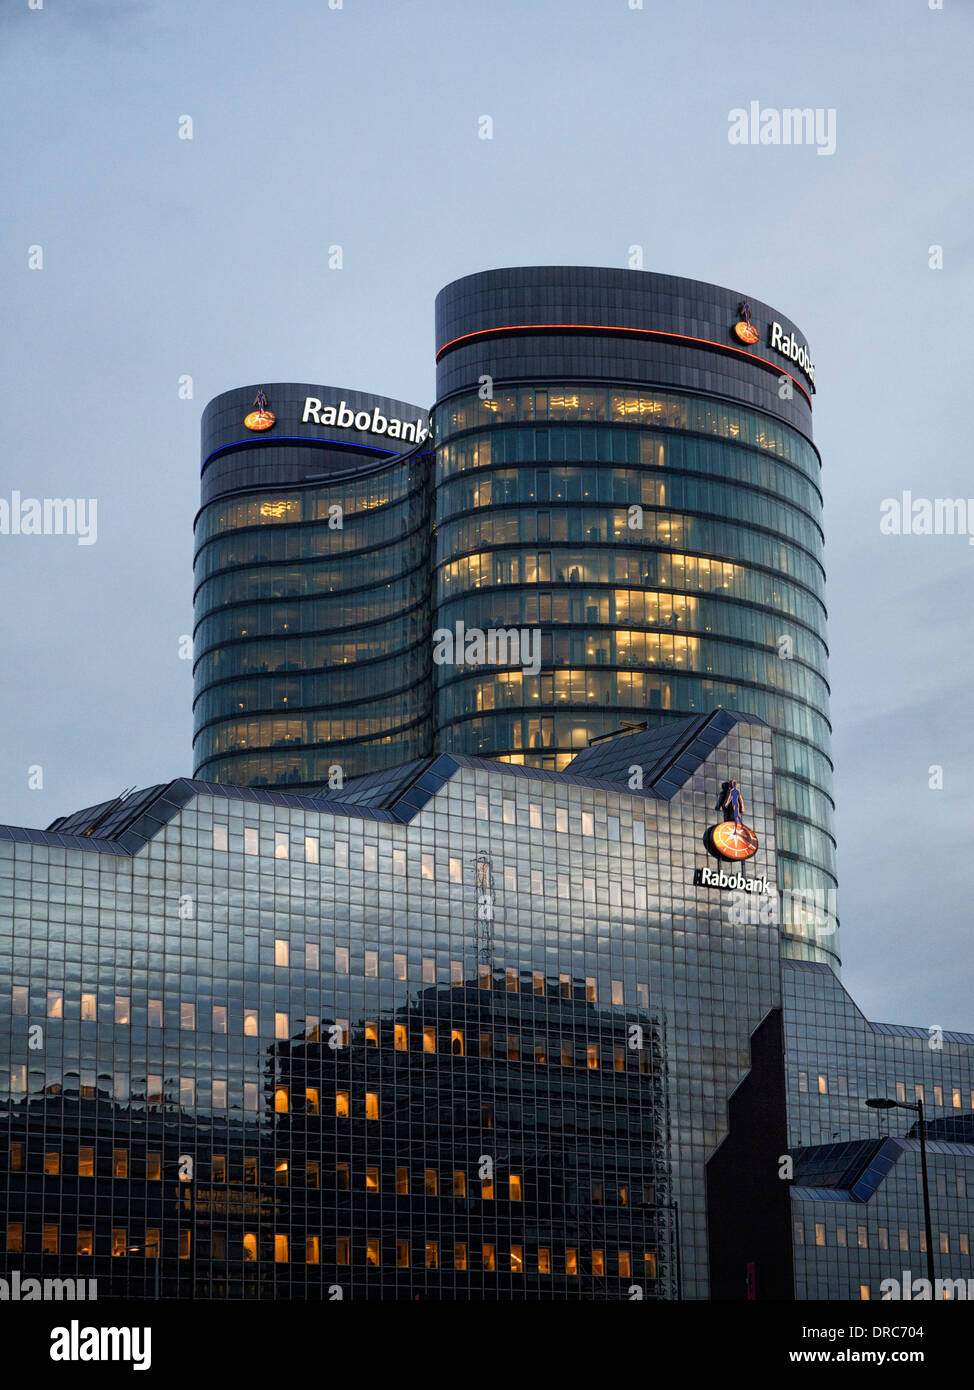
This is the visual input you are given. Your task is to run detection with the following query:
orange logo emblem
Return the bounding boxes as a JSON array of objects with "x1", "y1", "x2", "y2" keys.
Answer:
[
  {"x1": 733, "y1": 301, "x2": 759, "y2": 344},
  {"x1": 244, "y1": 389, "x2": 275, "y2": 431},
  {"x1": 710, "y1": 821, "x2": 759, "y2": 860}
]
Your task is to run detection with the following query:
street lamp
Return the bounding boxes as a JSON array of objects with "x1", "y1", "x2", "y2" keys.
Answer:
[{"x1": 865, "y1": 1097, "x2": 935, "y2": 1288}]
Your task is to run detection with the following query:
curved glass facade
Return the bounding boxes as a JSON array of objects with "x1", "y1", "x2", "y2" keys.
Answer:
[
  {"x1": 432, "y1": 269, "x2": 837, "y2": 965},
  {"x1": 193, "y1": 385, "x2": 432, "y2": 789}
]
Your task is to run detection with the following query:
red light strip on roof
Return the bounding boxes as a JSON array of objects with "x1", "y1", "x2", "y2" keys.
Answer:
[{"x1": 434, "y1": 322, "x2": 812, "y2": 407}]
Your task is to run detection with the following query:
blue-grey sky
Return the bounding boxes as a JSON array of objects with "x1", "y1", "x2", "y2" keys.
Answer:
[{"x1": 2, "y1": 0, "x2": 972, "y2": 1029}]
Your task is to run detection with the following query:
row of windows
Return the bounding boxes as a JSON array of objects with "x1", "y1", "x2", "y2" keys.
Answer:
[
  {"x1": 193, "y1": 573, "x2": 429, "y2": 653},
  {"x1": 3, "y1": 1223, "x2": 659, "y2": 1275},
  {"x1": 195, "y1": 462, "x2": 420, "y2": 544},
  {"x1": 195, "y1": 532, "x2": 426, "y2": 588},
  {"x1": 436, "y1": 526, "x2": 825, "y2": 605},
  {"x1": 194, "y1": 737, "x2": 426, "y2": 788},
  {"x1": 196, "y1": 698, "x2": 430, "y2": 759},
  {"x1": 797, "y1": 1072, "x2": 974, "y2": 1111},
  {"x1": 434, "y1": 641, "x2": 830, "y2": 720},
  {"x1": 193, "y1": 651, "x2": 430, "y2": 726},
  {"x1": 434, "y1": 437, "x2": 822, "y2": 518},
  {"x1": 439, "y1": 683, "x2": 831, "y2": 757},
  {"x1": 436, "y1": 586, "x2": 828, "y2": 668},
  {"x1": 4, "y1": 1147, "x2": 654, "y2": 1205},
  {"x1": 195, "y1": 495, "x2": 428, "y2": 574},
  {"x1": 795, "y1": 1220, "x2": 969, "y2": 1255},
  {"x1": 435, "y1": 485, "x2": 821, "y2": 558},
  {"x1": 192, "y1": 612, "x2": 428, "y2": 688},
  {"x1": 434, "y1": 385, "x2": 819, "y2": 477}
]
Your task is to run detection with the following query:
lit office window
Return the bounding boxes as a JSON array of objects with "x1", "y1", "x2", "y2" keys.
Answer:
[
  {"x1": 815, "y1": 1224, "x2": 826, "y2": 1246},
  {"x1": 592, "y1": 1249, "x2": 605, "y2": 1276},
  {"x1": 365, "y1": 1092, "x2": 379, "y2": 1119},
  {"x1": 6, "y1": 1223, "x2": 23, "y2": 1253},
  {"x1": 394, "y1": 1024, "x2": 407, "y2": 1051},
  {"x1": 274, "y1": 833, "x2": 289, "y2": 860},
  {"x1": 111, "y1": 1228, "x2": 126, "y2": 1257},
  {"x1": 587, "y1": 1045, "x2": 599, "y2": 1070},
  {"x1": 243, "y1": 1009, "x2": 258, "y2": 1036},
  {"x1": 212, "y1": 824, "x2": 227, "y2": 852},
  {"x1": 509, "y1": 1174, "x2": 522, "y2": 1201},
  {"x1": 510, "y1": 1245, "x2": 524, "y2": 1273},
  {"x1": 859, "y1": 1285, "x2": 871, "y2": 1301},
  {"x1": 449, "y1": 857, "x2": 462, "y2": 883},
  {"x1": 244, "y1": 827, "x2": 258, "y2": 855},
  {"x1": 366, "y1": 1239, "x2": 380, "y2": 1267},
  {"x1": 274, "y1": 939, "x2": 288, "y2": 967},
  {"x1": 274, "y1": 1234, "x2": 288, "y2": 1263},
  {"x1": 366, "y1": 1167, "x2": 379, "y2": 1193},
  {"x1": 306, "y1": 1087, "x2": 319, "y2": 1115},
  {"x1": 274, "y1": 1087, "x2": 288, "y2": 1113},
  {"x1": 113, "y1": 1149, "x2": 128, "y2": 1178},
  {"x1": 423, "y1": 1028, "x2": 436, "y2": 1053},
  {"x1": 611, "y1": 980, "x2": 624, "y2": 1005},
  {"x1": 818, "y1": 1074, "x2": 827, "y2": 1094},
  {"x1": 482, "y1": 1244, "x2": 496, "y2": 1271},
  {"x1": 896, "y1": 1082, "x2": 906, "y2": 1102},
  {"x1": 538, "y1": 1247, "x2": 551, "y2": 1273},
  {"x1": 78, "y1": 1146, "x2": 94, "y2": 1177},
  {"x1": 212, "y1": 1155, "x2": 226, "y2": 1182},
  {"x1": 396, "y1": 1167, "x2": 409, "y2": 1195},
  {"x1": 478, "y1": 965, "x2": 492, "y2": 990},
  {"x1": 566, "y1": 1248, "x2": 578, "y2": 1275},
  {"x1": 425, "y1": 1242, "x2": 439, "y2": 1269},
  {"x1": 44, "y1": 1151, "x2": 59, "y2": 1175},
  {"x1": 306, "y1": 1162, "x2": 319, "y2": 1188},
  {"x1": 275, "y1": 1161, "x2": 288, "y2": 1187},
  {"x1": 275, "y1": 1012, "x2": 289, "y2": 1040},
  {"x1": 644, "y1": 1252, "x2": 657, "y2": 1278},
  {"x1": 481, "y1": 1177, "x2": 494, "y2": 1200},
  {"x1": 43, "y1": 1224, "x2": 60, "y2": 1254},
  {"x1": 365, "y1": 951, "x2": 378, "y2": 977},
  {"x1": 304, "y1": 836, "x2": 319, "y2": 864},
  {"x1": 77, "y1": 1229, "x2": 93, "y2": 1256},
  {"x1": 454, "y1": 1243, "x2": 467, "y2": 1270},
  {"x1": 453, "y1": 1171, "x2": 466, "y2": 1197},
  {"x1": 47, "y1": 990, "x2": 63, "y2": 1018},
  {"x1": 425, "y1": 1169, "x2": 438, "y2": 1196},
  {"x1": 81, "y1": 993, "x2": 96, "y2": 1021}
]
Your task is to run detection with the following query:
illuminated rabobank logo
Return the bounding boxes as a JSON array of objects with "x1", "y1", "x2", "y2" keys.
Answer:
[
  {"x1": 768, "y1": 321, "x2": 816, "y2": 390},
  {"x1": 302, "y1": 397, "x2": 429, "y2": 444}
]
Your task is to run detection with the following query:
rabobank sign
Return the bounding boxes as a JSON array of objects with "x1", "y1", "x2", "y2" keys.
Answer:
[
  {"x1": 768, "y1": 322, "x2": 816, "y2": 391},
  {"x1": 302, "y1": 398, "x2": 429, "y2": 444}
]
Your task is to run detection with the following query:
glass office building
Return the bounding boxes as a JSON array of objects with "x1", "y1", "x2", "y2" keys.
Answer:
[
  {"x1": 193, "y1": 384, "x2": 432, "y2": 790},
  {"x1": 3, "y1": 713, "x2": 972, "y2": 1300},
  {"x1": 432, "y1": 268, "x2": 835, "y2": 967}
]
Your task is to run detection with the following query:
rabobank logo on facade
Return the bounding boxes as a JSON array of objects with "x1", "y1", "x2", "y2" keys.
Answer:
[
  {"x1": 768, "y1": 321, "x2": 816, "y2": 390},
  {"x1": 302, "y1": 397, "x2": 429, "y2": 444}
]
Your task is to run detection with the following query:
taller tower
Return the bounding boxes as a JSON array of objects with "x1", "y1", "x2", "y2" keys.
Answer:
[{"x1": 431, "y1": 267, "x2": 835, "y2": 964}]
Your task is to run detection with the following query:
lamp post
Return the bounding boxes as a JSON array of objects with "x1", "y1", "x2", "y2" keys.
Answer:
[{"x1": 866, "y1": 1097, "x2": 935, "y2": 1288}]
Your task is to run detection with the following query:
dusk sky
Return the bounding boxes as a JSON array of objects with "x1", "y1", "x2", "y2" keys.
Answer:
[{"x1": 3, "y1": 0, "x2": 972, "y2": 1028}]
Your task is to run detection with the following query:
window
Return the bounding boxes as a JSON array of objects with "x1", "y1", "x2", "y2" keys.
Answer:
[
  {"x1": 451, "y1": 1029, "x2": 464, "y2": 1056},
  {"x1": 531, "y1": 869, "x2": 543, "y2": 895},
  {"x1": 114, "y1": 995, "x2": 130, "y2": 1025},
  {"x1": 243, "y1": 1009, "x2": 258, "y2": 1036},
  {"x1": 394, "y1": 1024, "x2": 407, "y2": 1051},
  {"x1": 483, "y1": 1244, "x2": 496, "y2": 1271},
  {"x1": 582, "y1": 811, "x2": 594, "y2": 836},
  {"x1": 478, "y1": 964, "x2": 492, "y2": 990},
  {"x1": 481, "y1": 1177, "x2": 494, "y2": 1200},
  {"x1": 274, "y1": 1234, "x2": 288, "y2": 1263},
  {"x1": 212, "y1": 1155, "x2": 226, "y2": 1183},
  {"x1": 480, "y1": 1033, "x2": 492, "y2": 1058},
  {"x1": 275, "y1": 1161, "x2": 289, "y2": 1187},
  {"x1": 453, "y1": 1171, "x2": 466, "y2": 1197},
  {"x1": 532, "y1": 971, "x2": 545, "y2": 996},
  {"x1": 305, "y1": 942, "x2": 319, "y2": 970},
  {"x1": 561, "y1": 1042, "x2": 573, "y2": 1067},
  {"x1": 509, "y1": 1174, "x2": 522, "y2": 1201},
  {"x1": 244, "y1": 827, "x2": 258, "y2": 855},
  {"x1": 857, "y1": 1225, "x2": 868, "y2": 1249},
  {"x1": 243, "y1": 1233, "x2": 258, "y2": 1262},
  {"x1": 179, "y1": 1077, "x2": 194, "y2": 1107},
  {"x1": 587, "y1": 1045, "x2": 599, "y2": 1070},
  {"x1": 396, "y1": 1167, "x2": 409, "y2": 1195},
  {"x1": 508, "y1": 1035, "x2": 520, "y2": 1062},
  {"x1": 212, "y1": 1005, "x2": 227, "y2": 1033},
  {"x1": 538, "y1": 1247, "x2": 551, "y2": 1273},
  {"x1": 335, "y1": 946, "x2": 349, "y2": 973},
  {"x1": 506, "y1": 967, "x2": 518, "y2": 993},
  {"x1": 510, "y1": 1245, "x2": 524, "y2": 1273},
  {"x1": 476, "y1": 795, "x2": 488, "y2": 821},
  {"x1": 47, "y1": 990, "x2": 63, "y2": 1018},
  {"x1": 425, "y1": 1241, "x2": 439, "y2": 1269},
  {"x1": 366, "y1": 1167, "x2": 379, "y2": 1192},
  {"x1": 393, "y1": 849, "x2": 406, "y2": 876},
  {"x1": 818, "y1": 1074, "x2": 827, "y2": 1094},
  {"x1": 618, "y1": 1251, "x2": 631, "y2": 1277},
  {"x1": 6, "y1": 1223, "x2": 23, "y2": 1253},
  {"x1": 147, "y1": 1153, "x2": 161, "y2": 1181},
  {"x1": 274, "y1": 939, "x2": 288, "y2": 967},
  {"x1": 611, "y1": 980, "x2": 624, "y2": 1006},
  {"x1": 334, "y1": 841, "x2": 348, "y2": 868},
  {"x1": 425, "y1": 1169, "x2": 438, "y2": 1196},
  {"x1": 534, "y1": 1040, "x2": 547, "y2": 1065},
  {"x1": 212, "y1": 1079, "x2": 227, "y2": 1108},
  {"x1": 336, "y1": 1238, "x2": 350, "y2": 1265},
  {"x1": 180, "y1": 1001, "x2": 195, "y2": 1030},
  {"x1": 365, "y1": 950, "x2": 378, "y2": 977},
  {"x1": 559, "y1": 974, "x2": 571, "y2": 998},
  {"x1": 274, "y1": 832, "x2": 289, "y2": 860},
  {"x1": 529, "y1": 802, "x2": 542, "y2": 828},
  {"x1": 274, "y1": 1011, "x2": 289, "y2": 1039},
  {"x1": 77, "y1": 1229, "x2": 93, "y2": 1256},
  {"x1": 111, "y1": 1228, "x2": 126, "y2": 1257},
  {"x1": 449, "y1": 857, "x2": 462, "y2": 883},
  {"x1": 423, "y1": 1027, "x2": 436, "y2": 1053},
  {"x1": 592, "y1": 1249, "x2": 605, "y2": 1275},
  {"x1": 365, "y1": 1092, "x2": 379, "y2": 1119},
  {"x1": 396, "y1": 1240, "x2": 410, "y2": 1268},
  {"x1": 113, "y1": 1149, "x2": 128, "y2": 1178},
  {"x1": 454, "y1": 1243, "x2": 467, "y2": 1270},
  {"x1": 556, "y1": 806, "x2": 568, "y2": 833},
  {"x1": 565, "y1": 1248, "x2": 578, "y2": 1274},
  {"x1": 79, "y1": 1146, "x2": 94, "y2": 1177},
  {"x1": 423, "y1": 959, "x2": 435, "y2": 983},
  {"x1": 81, "y1": 993, "x2": 96, "y2": 1021},
  {"x1": 307, "y1": 1161, "x2": 319, "y2": 1188},
  {"x1": 364, "y1": 844, "x2": 377, "y2": 871},
  {"x1": 394, "y1": 954, "x2": 407, "y2": 980},
  {"x1": 243, "y1": 1082, "x2": 258, "y2": 1111},
  {"x1": 304, "y1": 836, "x2": 319, "y2": 864},
  {"x1": 335, "y1": 1091, "x2": 350, "y2": 1118},
  {"x1": 306, "y1": 1087, "x2": 320, "y2": 1115},
  {"x1": 815, "y1": 1223, "x2": 826, "y2": 1246},
  {"x1": 451, "y1": 960, "x2": 463, "y2": 985},
  {"x1": 614, "y1": 1046, "x2": 625, "y2": 1072},
  {"x1": 44, "y1": 1151, "x2": 60, "y2": 1175},
  {"x1": 12, "y1": 986, "x2": 29, "y2": 1014},
  {"x1": 366, "y1": 1238, "x2": 380, "y2": 1266},
  {"x1": 421, "y1": 853, "x2": 434, "y2": 880},
  {"x1": 306, "y1": 1236, "x2": 320, "y2": 1265},
  {"x1": 336, "y1": 1163, "x2": 350, "y2": 1190}
]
